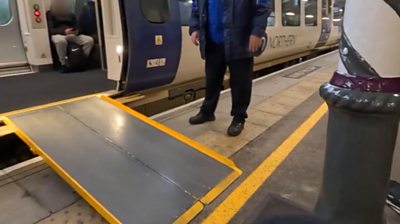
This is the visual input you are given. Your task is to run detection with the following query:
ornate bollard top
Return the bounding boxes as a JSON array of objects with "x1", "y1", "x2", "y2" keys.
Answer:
[
  {"x1": 336, "y1": 0, "x2": 400, "y2": 79},
  {"x1": 320, "y1": 0, "x2": 400, "y2": 114}
]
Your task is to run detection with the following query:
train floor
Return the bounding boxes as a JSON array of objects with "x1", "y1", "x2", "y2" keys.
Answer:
[
  {"x1": 0, "y1": 51, "x2": 399, "y2": 223},
  {"x1": 0, "y1": 69, "x2": 116, "y2": 113}
]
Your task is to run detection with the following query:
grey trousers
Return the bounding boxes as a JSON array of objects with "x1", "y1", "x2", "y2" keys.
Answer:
[{"x1": 51, "y1": 34, "x2": 94, "y2": 65}]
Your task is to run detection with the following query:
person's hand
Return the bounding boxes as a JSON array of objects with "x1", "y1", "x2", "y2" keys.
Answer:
[
  {"x1": 249, "y1": 35, "x2": 262, "y2": 53},
  {"x1": 65, "y1": 28, "x2": 76, "y2": 35},
  {"x1": 191, "y1": 31, "x2": 200, "y2": 46}
]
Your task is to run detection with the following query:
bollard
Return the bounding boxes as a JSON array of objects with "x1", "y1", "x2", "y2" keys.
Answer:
[{"x1": 315, "y1": 0, "x2": 400, "y2": 224}]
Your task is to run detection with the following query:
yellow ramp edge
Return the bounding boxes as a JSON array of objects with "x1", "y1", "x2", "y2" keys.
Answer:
[
  {"x1": 3, "y1": 95, "x2": 243, "y2": 224},
  {"x1": 3, "y1": 117, "x2": 122, "y2": 224}
]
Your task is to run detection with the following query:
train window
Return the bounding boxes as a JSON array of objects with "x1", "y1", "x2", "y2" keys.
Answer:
[
  {"x1": 333, "y1": 3, "x2": 344, "y2": 26},
  {"x1": 282, "y1": 0, "x2": 301, "y2": 26},
  {"x1": 305, "y1": 0, "x2": 317, "y2": 26},
  {"x1": 178, "y1": 0, "x2": 192, "y2": 26},
  {"x1": 0, "y1": 0, "x2": 11, "y2": 25},
  {"x1": 140, "y1": 0, "x2": 170, "y2": 24},
  {"x1": 267, "y1": 0, "x2": 275, "y2": 26}
]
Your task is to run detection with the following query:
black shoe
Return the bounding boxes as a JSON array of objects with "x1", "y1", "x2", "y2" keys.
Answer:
[
  {"x1": 60, "y1": 65, "x2": 71, "y2": 73},
  {"x1": 387, "y1": 180, "x2": 400, "y2": 215},
  {"x1": 189, "y1": 113, "x2": 216, "y2": 125},
  {"x1": 227, "y1": 120, "x2": 245, "y2": 137}
]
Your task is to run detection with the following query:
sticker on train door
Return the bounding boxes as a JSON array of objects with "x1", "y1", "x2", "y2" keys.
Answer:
[{"x1": 155, "y1": 35, "x2": 163, "y2": 46}]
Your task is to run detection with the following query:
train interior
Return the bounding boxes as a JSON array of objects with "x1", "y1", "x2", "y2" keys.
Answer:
[{"x1": 0, "y1": 0, "x2": 116, "y2": 113}]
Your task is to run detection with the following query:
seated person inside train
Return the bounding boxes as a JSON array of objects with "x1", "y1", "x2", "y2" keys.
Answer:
[{"x1": 47, "y1": 0, "x2": 94, "y2": 71}]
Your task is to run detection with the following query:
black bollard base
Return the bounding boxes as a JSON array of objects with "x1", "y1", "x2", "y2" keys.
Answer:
[
  {"x1": 316, "y1": 83, "x2": 400, "y2": 224},
  {"x1": 263, "y1": 215, "x2": 326, "y2": 224},
  {"x1": 248, "y1": 194, "x2": 326, "y2": 224}
]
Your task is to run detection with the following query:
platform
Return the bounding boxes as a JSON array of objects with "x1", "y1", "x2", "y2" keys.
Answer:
[{"x1": 0, "y1": 51, "x2": 399, "y2": 223}]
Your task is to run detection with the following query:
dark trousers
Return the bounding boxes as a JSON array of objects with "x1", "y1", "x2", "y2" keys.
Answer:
[{"x1": 200, "y1": 42, "x2": 253, "y2": 121}]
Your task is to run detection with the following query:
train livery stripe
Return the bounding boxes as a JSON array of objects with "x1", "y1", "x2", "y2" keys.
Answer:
[
  {"x1": 339, "y1": 31, "x2": 379, "y2": 77},
  {"x1": 315, "y1": 0, "x2": 333, "y2": 48},
  {"x1": 384, "y1": 0, "x2": 400, "y2": 17},
  {"x1": 315, "y1": 16, "x2": 332, "y2": 48}
]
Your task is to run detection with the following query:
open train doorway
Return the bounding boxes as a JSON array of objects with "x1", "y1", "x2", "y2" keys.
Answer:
[
  {"x1": 44, "y1": 0, "x2": 107, "y2": 72},
  {"x1": 0, "y1": 0, "x2": 116, "y2": 113}
]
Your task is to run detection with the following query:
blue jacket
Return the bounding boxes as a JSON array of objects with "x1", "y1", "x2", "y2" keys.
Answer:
[
  {"x1": 207, "y1": 0, "x2": 224, "y2": 44},
  {"x1": 189, "y1": 0, "x2": 270, "y2": 61}
]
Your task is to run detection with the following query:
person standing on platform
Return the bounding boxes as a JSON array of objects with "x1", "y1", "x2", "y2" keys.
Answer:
[{"x1": 188, "y1": 0, "x2": 270, "y2": 137}]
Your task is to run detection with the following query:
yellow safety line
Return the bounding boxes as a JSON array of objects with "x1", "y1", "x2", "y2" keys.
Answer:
[
  {"x1": 2, "y1": 117, "x2": 121, "y2": 224},
  {"x1": 202, "y1": 103, "x2": 328, "y2": 224}
]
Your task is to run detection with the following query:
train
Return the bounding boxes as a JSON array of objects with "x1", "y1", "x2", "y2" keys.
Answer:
[{"x1": 0, "y1": 0, "x2": 345, "y2": 115}]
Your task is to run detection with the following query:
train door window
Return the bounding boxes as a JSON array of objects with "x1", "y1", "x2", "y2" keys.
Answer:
[
  {"x1": 305, "y1": 0, "x2": 317, "y2": 26},
  {"x1": 328, "y1": 0, "x2": 332, "y2": 15},
  {"x1": 140, "y1": 0, "x2": 170, "y2": 24},
  {"x1": 322, "y1": 0, "x2": 332, "y2": 20},
  {"x1": 0, "y1": 0, "x2": 11, "y2": 25},
  {"x1": 282, "y1": 0, "x2": 301, "y2": 26},
  {"x1": 333, "y1": 3, "x2": 344, "y2": 26},
  {"x1": 267, "y1": 0, "x2": 275, "y2": 26},
  {"x1": 178, "y1": 0, "x2": 192, "y2": 26},
  {"x1": 322, "y1": 0, "x2": 327, "y2": 18}
]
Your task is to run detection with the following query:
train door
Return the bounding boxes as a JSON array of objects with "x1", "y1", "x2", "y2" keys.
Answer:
[
  {"x1": 0, "y1": 0, "x2": 28, "y2": 74},
  {"x1": 121, "y1": 0, "x2": 182, "y2": 92},
  {"x1": 315, "y1": 0, "x2": 332, "y2": 48}
]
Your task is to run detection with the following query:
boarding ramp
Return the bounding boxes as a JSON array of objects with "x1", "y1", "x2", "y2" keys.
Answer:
[{"x1": 1, "y1": 96, "x2": 241, "y2": 224}]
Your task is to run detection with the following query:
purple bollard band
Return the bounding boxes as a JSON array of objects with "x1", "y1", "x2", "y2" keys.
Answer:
[{"x1": 330, "y1": 72, "x2": 400, "y2": 93}]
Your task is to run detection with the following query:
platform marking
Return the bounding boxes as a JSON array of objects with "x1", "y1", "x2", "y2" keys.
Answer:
[
  {"x1": 202, "y1": 103, "x2": 328, "y2": 224},
  {"x1": 283, "y1": 65, "x2": 322, "y2": 79}
]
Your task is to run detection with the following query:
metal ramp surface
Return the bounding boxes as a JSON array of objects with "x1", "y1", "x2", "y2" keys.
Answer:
[{"x1": 1, "y1": 95, "x2": 242, "y2": 224}]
